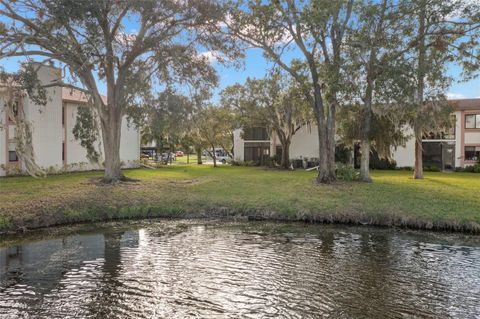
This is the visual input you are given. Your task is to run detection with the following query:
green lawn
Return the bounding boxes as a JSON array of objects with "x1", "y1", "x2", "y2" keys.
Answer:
[
  {"x1": 1, "y1": 165, "x2": 479, "y2": 233},
  {"x1": 174, "y1": 154, "x2": 201, "y2": 164}
]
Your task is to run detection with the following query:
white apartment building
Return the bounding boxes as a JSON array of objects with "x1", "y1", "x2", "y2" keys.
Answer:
[
  {"x1": 233, "y1": 99, "x2": 480, "y2": 170},
  {"x1": 0, "y1": 65, "x2": 140, "y2": 176}
]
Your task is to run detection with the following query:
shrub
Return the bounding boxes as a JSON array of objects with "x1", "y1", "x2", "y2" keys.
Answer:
[
  {"x1": 336, "y1": 163, "x2": 360, "y2": 181},
  {"x1": 264, "y1": 155, "x2": 280, "y2": 168},
  {"x1": 370, "y1": 157, "x2": 397, "y2": 170},
  {"x1": 232, "y1": 160, "x2": 258, "y2": 167},
  {"x1": 464, "y1": 165, "x2": 475, "y2": 173},
  {"x1": 473, "y1": 164, "x2": 480, "y2": 173},
  {"x1": 424, "y1": 165, "x2": 441, "y2": 172}
]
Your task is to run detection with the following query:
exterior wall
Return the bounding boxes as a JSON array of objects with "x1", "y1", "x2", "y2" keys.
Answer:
[
  {"x1": 288, "y1": 124, "x2": 319, "y2": 160},
  {"x1": 233, "y1": 129, "x2": 245, "y2": 162},
  {"x1": 65, "y1": 102, "x2": 140, "y2": 171},
  {"x1": 23, "y1": 65, "x2": 64, "y2": 172},
  {"x1": 120, "y1": 117, "x2": 141, "y2": 168},
  {"x1": 454, "y1": 111, "x2": 462, "y2": 168},
  {"x1": 0, "y1": 100, "x2": 6, "y2": 176},
  {"x1": 392, "y1": 136, "x2": 415, "y2": 168},
  {"x1": 64, "y1": 101, "x2": 102, "y2": 171}
]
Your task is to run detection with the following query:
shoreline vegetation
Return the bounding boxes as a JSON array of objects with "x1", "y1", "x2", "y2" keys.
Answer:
[{"x1": 1, "y1": 165, "x2": 479, "y2": 235}]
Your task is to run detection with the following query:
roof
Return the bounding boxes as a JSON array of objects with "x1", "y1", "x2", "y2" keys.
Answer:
[
  {"x1": 62, "y1": 87, "x2": 107, "y2": 104},
  {"x1": 448, "y1": 99, "x2": 480, "y2": 111}
]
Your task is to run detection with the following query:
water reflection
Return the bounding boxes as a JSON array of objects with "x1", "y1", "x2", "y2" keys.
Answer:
[{"x1": 0, "y1": 221, "x2": 479, "y2": 318}]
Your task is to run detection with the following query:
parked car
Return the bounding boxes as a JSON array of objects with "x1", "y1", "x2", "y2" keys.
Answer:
[
  {"x1": 140, "y1": 153, "x2": 151, "y2": 160},
  {"x1": 175, "y1": 150, "x2": 184, "y2": 157},
  {"x1": 202, "y1": 149, "x2": 231, "y2": 164},
  {"x1": 216, "y1": 155, "x2": 231, "y2": 164},
  {"x1": 161, "y1": 152, "x2": 176, "y2": 162},
  {"x1": 210, "y1": 149, "x2": 231, "y2": 164}
]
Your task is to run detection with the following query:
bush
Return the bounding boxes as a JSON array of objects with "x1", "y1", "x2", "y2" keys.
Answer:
[
  {"x1": 473, "y1": 164, "x2": 480, "y2": 173},
  {"x1": 464, "y1": 165, "x2": 475, "y2": 173},
  {"x1": 370, "y1": 157, "x2": 397, "y2": 170},
  {"x1": 234, "y1": 160, "x2": 258, "y2": 167},
  {"x1": 264, "y1": 155, "x2": 280, "y2": 168},
  {"x1": 336, "y1": 163, "x2": 360, "y2": 181},
  {"x1": 424, "y1": 165, "x2": 441, "y2": 172}
]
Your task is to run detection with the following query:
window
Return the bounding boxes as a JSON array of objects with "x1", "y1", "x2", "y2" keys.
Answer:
[
  {"x1": 465, "y1": 146, "x2": 480, "y2": 161},
  {"x1": 8, "y1": 143, "x2": 18, "y2": 162},
  {"x1": 243, "y1": 127, "x2": 269, "y2": 140},
  {"x1": 244, "y1": 142, "x2": 270, "y2": 162},
  {"x1": 62, "y1": 106, "x2": 65, "y2": 126},
  {"x1": 62, "y1": 142, "x2": 65, "y2": 161},
  {"x1": 465, "y1": 114, "x2": 480, "y2": 129}
]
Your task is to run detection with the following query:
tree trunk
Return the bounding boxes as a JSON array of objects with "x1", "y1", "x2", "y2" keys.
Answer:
[
  {"x1": 212, "y1": 146, "x2": 217, "y2": 167},
  {"x1": 314, "y1": 111, "x2": 336, "y2": 183},
  {"x1": 326, "y1": 99, "x2": 337, "y2": 180},
  {"x1": 280, "y1": 139, "x2": 291, "y2": 169},
  {"x1": 413, "y1": 121, "x2": 424, "y2": 179},
  {"x1": 187, "y1": 153, "x2": 190, "y2": 164},
  {"x1": 360, "y1": 140, "x2": 372, "y2": 182},
  {"x1": 316, "y1": 123, "x2": 334, "y2": 183},
  {"x1": 100, "y1": 108, "x2": 123, "y2": 183},
  {"x1": 360, "y1": 85, "x2": 373, "y2": 182},
  {"x1": 413, "y1": 0, "x2": 426, "y2": 180},
  {"x1": 196, "y1": 147, "x2": 203, "y2": 165},
  {"x1": 307, "y1": 65, "x2": 336, "y2": 184}
]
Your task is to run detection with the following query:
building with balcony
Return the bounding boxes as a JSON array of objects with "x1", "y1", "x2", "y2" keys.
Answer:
[{"x1": 233, "y1": 99, "x2": 480, "y2": 170}]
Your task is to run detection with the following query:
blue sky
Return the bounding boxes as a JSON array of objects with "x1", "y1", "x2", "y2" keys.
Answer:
[
  {"x1": 1, "y1": 9, "x2": 477, "y2": 102},
  {"x1": 1, "y1": 48, "x2": 478, "y2": 101},
  {"x1": 212, "y1": 49, "x2": 480, "y2": 101}
]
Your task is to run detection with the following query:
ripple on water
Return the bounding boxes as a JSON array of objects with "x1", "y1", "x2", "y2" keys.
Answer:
[{"x1": 0, "y1": 221, "x2": 479, "y2": 319}]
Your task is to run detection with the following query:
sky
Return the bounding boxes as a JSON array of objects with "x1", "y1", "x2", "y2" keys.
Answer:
[
  {"x1": 1, "y1": 47, "x2": 479, "y2": 102},
  {"x1": 1, "y1": 5, "x2": 478, "y2": 103}
]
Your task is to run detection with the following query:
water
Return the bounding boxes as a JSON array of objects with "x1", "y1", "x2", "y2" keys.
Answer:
[{"x1": 0, "y1": 220, "x2": 479, "y2": 318}]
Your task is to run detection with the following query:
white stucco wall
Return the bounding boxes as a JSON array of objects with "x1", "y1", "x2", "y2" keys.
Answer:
[
  {"x1": 120, "y1": 117, "x2": 140, "y2": 167},
  {"x1": 65, "y1": 102, "x2": 140, "y2": 171},
  {"x1": 0, "y1": 100, "x2": 6, "y2": 176},
  {"x1": 23, "y1": 65, "x2": 64, "y2": 172},
  {"x1": 454, "y1": 111, "x2": 462, "y2": 167},
  {"x1": 288, "y1": 124, "x2": 319, "y2": 159},
  {"x1": 391, "y1": 138, "x2": 415, "y2": 168},
  {"x1": 391, "y1": 126, "x2": 415, "y2": 168},
  {"x1": 64, "y1": 102, "x2": 103, "y2": 171},
  {"x1": 233, "y1": 129, "x2": 245, "y2": 162}
]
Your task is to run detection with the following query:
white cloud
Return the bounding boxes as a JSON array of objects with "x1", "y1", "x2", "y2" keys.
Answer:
[
  {"x1": 199, "y1": 50, "x2": 228, "y2": 64},
  {"x1": 446, "y1": 92, "x2": 466, "y2": 100}
]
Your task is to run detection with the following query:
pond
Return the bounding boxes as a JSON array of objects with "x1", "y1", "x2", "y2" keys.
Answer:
[{"x1": 0, "y1": 220, "x2": 479, "y2": 318}]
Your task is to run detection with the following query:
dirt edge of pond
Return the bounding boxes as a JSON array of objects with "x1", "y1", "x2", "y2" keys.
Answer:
[{"x1": 1, "y1": 205, "x2": 479, "y2": 236}]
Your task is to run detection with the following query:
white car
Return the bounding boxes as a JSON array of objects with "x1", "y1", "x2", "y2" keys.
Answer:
[{"x1": 215, "y1": 155, "x2": 231, "y2": 164}]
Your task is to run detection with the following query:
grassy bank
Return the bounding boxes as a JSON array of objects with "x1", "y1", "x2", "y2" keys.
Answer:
[{"x1": 1, "y1": 165, "x2": 479, "y2": 234}]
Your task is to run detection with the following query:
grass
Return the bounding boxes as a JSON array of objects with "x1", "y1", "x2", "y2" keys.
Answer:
[
  {"x1": 1, "y1": 165, "x2": 479, "y2": 233},
  {"x1": 174, "y1": 154, "x2": 201, "y2": 164}
]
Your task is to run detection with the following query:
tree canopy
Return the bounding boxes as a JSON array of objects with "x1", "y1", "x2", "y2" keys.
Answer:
[{"x1": 0, "y1": 0, "x2": 239, "y2": 182}]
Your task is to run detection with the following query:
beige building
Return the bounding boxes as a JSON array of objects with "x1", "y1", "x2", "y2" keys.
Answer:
[{"x1": 0, "y1": 65, "x2": 140, "y2": 176}]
